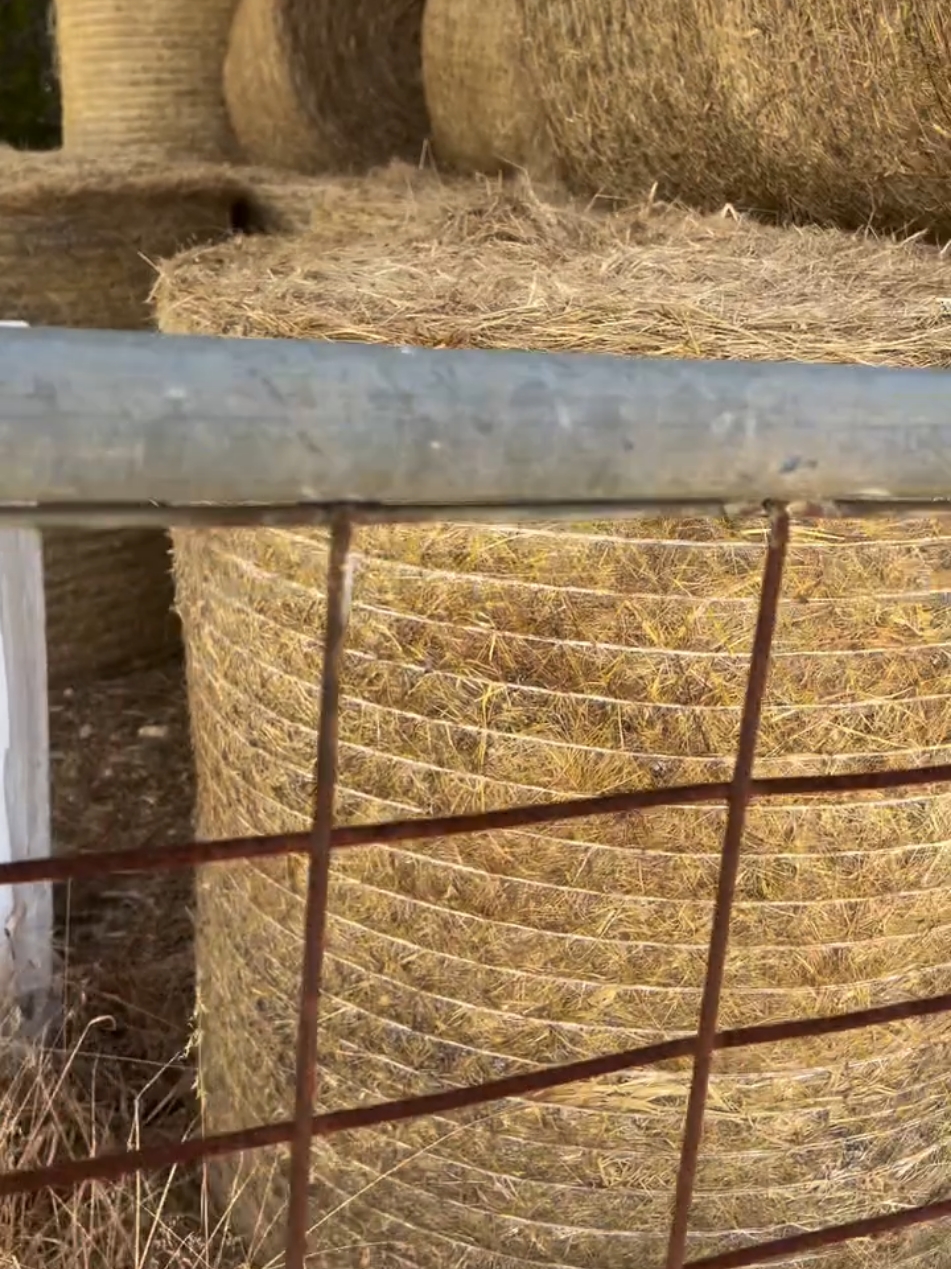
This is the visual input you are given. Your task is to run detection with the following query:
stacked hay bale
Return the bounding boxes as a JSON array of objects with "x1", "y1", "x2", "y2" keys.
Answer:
[
  {"x1": 422, "y1": 0, "x2": 556, "y2": 179},
  {"x1": 158, "y1": 171, "x2": 951, "y2": 1268},
  {"x1": 223, "y1": 0, "x2": 429, "y2": 173},
  {"x1": 0, "y1": 149, "x2": 249, "y2": 683},
  {"x1": 54, "y1": 0, "x2": 240, "y2": 160},
  {"x1": 514, "y1": 0, "x2": 951, "y2": 236}
]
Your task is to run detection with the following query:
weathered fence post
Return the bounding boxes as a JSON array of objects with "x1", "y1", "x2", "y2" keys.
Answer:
[
  {"x1": 0, "y1": 323, "x2": 54, "y2": 1036},
  {"x1": 0, "y1": 527, "x2": 54, "y2": 1034}
]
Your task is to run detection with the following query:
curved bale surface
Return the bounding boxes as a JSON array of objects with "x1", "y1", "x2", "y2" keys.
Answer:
[
  {"x1": 223, "y1": 0, "x2": 429, "y2": 173},
  {"x1": 422, "y1": 0, "x2": 557, "y2": 180},
  {"x1": 223, "y1": 0, "x2": 326, "y2": 173},
  {"x1": 40, "y1": 530, "x2": 179, "y2": 688},
  {"x1": 520, "y1": 0, "x2": 951, "y2": 236},
  {"x1": 54, "y1": 0, "x2": 239, "y2": 160},
  {"x1": 157, "y1": 174, "x2": 951, "y2": 1268},
  {"x1": 1, "y1": 150, "x2": 249, "y2": 684},
  {"x1": 519, "y1": 0, "x2": 730, "y2": 206}
]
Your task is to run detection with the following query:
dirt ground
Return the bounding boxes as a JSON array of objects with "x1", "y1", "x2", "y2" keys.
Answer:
[{"x1": 49, "y1": 656, "x2": 198, "y2": 1145}]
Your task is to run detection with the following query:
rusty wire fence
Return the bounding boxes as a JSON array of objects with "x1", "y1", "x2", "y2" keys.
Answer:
[{"x1": 3, "y1": 328, "x2": 951, "y2": 1269}]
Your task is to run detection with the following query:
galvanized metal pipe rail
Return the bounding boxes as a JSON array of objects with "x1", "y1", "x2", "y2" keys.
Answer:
[{"x1": 1, "y1": 326, "x2": 951, "y2": 518}]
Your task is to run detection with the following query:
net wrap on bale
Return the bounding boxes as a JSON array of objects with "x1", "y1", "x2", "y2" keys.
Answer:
[
  {"x1": 223, "y1": 0, "x2": 429, "y2": 173},
  {"x1": 1, "y1": 149, "x2": 249, "y2": 683},
  {"x1": 54, "y1": 0, "x2": 240, "y2": 160},
  {"x1": 520, "y1": 0, "x2": 951, "y2": 237},
  {"x1": 157, "y1": 171, "x2": 951, "y2": 1268},
  {"x1": 422, "y1": 0, "x2": 556, "y2": 180}
]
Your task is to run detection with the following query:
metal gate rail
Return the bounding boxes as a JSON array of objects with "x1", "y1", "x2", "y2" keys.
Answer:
[{"x1": 3, "y1": 326, "x2": 951, "y2": 1269}]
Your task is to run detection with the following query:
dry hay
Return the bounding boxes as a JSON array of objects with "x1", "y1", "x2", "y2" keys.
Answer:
[
  {"x1": 0, "y1": 149, "x2": 250, "y2": 685},
  {"x1": 159, "y1": 173, "x2": 951, "y2": 1267},
  {"x1": 422, "y1": 0, "x2": 557, "y2": 180},
  {"x1": 0, "y1": 149, "x2": 249, "y2": 329},
  {"x1": 54, "y1": 0, "x2": 240, "y2": 161},
  {"x1": 227, "y1": 159, "x2": 462, "y2": 238},
  {"x1": 222, "y1": 0, "x2": 429, "y2": 174},
  {"x1": 222, "y1": 0, "x2": 325, "y2": 175},
  {"x1": 41, "y1": 530, "x2": 180, "y2": 688},
  {"x1": 519, "y1": 0, "x2": 951, "y2": 238}
]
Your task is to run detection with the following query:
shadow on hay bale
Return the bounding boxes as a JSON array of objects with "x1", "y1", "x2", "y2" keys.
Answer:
[
  {"x1": 422, "y1": 0, "x2": 557, "y2": 180},
  {"x1": 0, "y1": 149, "x2": 251, "y2": 685},
  {"x1": 53, "y1": 0, "x2": 240, "y2": 160},
  {"x1": 223, "y1": 0, "x2": 429, "y2": 174},
  {"x1": 158, "y1": 173, "x2": 951, "y2": 1268},
  {"x1": 520, "y1": 0, "x2": 951, "y2": 238}
]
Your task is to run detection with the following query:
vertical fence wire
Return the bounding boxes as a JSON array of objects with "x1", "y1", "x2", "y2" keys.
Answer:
[
  {"x1": 284, "y1": 514, "x2": 354, "y2": 1269},
  {"x1": 665, "y1": 506, "x2": 790, "y2": 1269}
]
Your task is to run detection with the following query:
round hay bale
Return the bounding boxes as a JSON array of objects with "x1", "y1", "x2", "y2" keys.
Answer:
[
  {"x1": 159, "y1": 176, "x2": 951, "y2": 1267},
  {"x1": 222, "y1": 0, "x2": 429, "y2": 173},
  {"x1": 520, "y1": 0, "x2": 951, "y2": 236},
  {"x1": 41, "y1": 530, "x2": 178, "y2": 687},
  {"x1": 222, "y1": 0, "x2": 324, "y2": 174},
  {"x1": 519, "y1": 0, "x2": 730, "y2": 207},
  {"x1": 703, "y1": 0, "x2": 951, "y2": 232},
  {"x1": 1, "y1": 149, "x2": 250, "y2": 684},
  {"x1": 0, "y1": 150, "x2": 249, "y2": 327},
  {"x1": 422, "y1": 0, "x2": 557, "y2": 180},
  {"x1": 54, "y1": 0, "x2": 240, "y2": 160}
]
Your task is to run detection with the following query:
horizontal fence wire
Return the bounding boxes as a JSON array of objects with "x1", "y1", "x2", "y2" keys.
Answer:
[
  {"x1": 6, "y1": 757, "x2": 951, "y2": 889},
  {"x1": 5, "y1": 499, "x2": 951, "y2": 1269}
]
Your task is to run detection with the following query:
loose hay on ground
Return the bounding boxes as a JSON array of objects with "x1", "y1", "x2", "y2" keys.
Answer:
[
  {"x1": 519, "y1": 0, "x2": 951, "y2": 237},
  {"x1": 0, "y1": 149, "x2": 250, "y2": 685},
  {"x1": 157, "y1": 172, "x2": 951, "y2": 1267},
  {"x1": 222, "y1": 0, "x2": 429, "y2": 173}
]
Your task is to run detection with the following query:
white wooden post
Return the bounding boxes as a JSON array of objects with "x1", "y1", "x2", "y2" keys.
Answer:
[
  {"x1": 0, "y1": 324, "x2": 55, "y2": 1037},
  {"x1": 0, "y1": 528, "x2": 56, "y2": 1036}
]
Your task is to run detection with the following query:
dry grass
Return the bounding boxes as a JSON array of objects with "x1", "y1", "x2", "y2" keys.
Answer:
[
  {"x1": 223, "y1": 0, "x2": 331, "y2": 174},
  {"x1": 0, "y1": 667, "x2": 266, "y2": 1269},
  {"x1": 223, "y1": 0, "x2": 429, "y2": 174},
  {"x1": 41, "y1": 530, "x2": 180, "y2": 689},
  {"x1": 519, "y1": 0, "x2": 951, "y2": 238},
  {"x1": 158, "y1": 174, "x2": 951, "y2": 1266},
  {"x1": 153, "y1": 168, "x2": 951, "y2": 362}
]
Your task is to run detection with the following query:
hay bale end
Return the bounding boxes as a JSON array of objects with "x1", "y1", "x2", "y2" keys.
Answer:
[
  {"x1": 54, "y1": 0, "x2": 240, "y2": 160},
  {"x1": 223, "y1": 0, "x2": 430, "y2": 173}
]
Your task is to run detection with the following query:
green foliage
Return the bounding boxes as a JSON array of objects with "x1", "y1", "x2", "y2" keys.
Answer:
[{"x1": 0, "y1": 0, "x2": 60, "y2": 148}]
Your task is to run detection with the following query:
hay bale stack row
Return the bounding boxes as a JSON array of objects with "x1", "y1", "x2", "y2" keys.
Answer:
[
  {"x1": 48, "y1": 0, "x2": 951, "y2": 235},
  {"x1": 157, "y1": 171, "x2": 951, "y2": 1268},
  {"x1": 419, "y1": 0, "x2": 951, "y2": 238},
  {"x1": 0, "y1": 150, "x2": 249, "y2": 683},
  {"x1": 223, "y1": 0, "x2": 429, "y2": 173}
]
